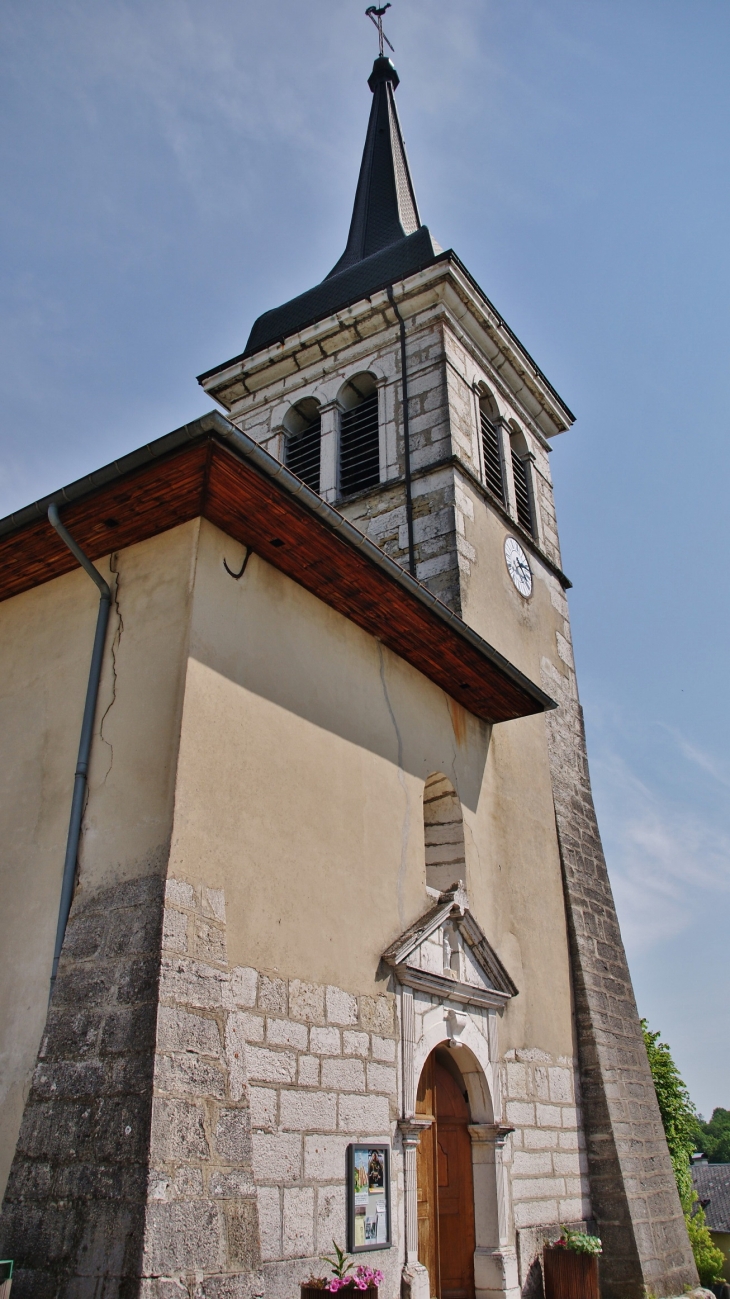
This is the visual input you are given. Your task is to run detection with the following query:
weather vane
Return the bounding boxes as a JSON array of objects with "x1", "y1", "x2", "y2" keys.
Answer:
[{"x1": 366, "y1": 4, "x2": 394, "y2": 57}]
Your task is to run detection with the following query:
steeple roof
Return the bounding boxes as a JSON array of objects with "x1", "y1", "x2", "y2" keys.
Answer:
[
  {"x1": 326, "y1": 56, "x2": 422, "y2": 277},
  {"x1": 237, "y1": 56, "x2": 440, "y2": 361}
]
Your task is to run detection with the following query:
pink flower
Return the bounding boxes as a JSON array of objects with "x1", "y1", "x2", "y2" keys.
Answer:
[{"x1": 351, "y1": 1268, "x2": 381, "y2": 1290}]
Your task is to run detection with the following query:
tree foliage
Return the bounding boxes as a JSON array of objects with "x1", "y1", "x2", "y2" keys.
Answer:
[
  {"x1": 696, "y1": 1108, "x2": 730, "y2": 1164},
  {"x1": 641, "y1": 1019, "x2": 725, "y2": 1287}
]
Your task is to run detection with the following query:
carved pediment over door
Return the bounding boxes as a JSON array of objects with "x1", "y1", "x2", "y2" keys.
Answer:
[{"x1": 382, "y1": 883, "x2": 518, "y2": 1010}]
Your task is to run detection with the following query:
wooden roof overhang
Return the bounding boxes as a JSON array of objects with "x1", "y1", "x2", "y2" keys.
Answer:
[{"x1": 0, "y1": 411, "x2": 556, "y2": 725}]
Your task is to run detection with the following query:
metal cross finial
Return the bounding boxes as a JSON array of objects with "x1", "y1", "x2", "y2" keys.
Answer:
[{"x1": 366, "y1": 4, "x2": 394, "y2": 56}]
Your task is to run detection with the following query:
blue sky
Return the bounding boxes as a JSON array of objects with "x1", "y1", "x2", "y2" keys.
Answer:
[{"x1": 2, "y1": 0, "x2": 728, "y2": 1116}]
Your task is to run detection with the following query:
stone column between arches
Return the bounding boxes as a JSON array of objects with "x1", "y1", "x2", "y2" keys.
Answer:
[{"x1": 318, "y1": 401, "x2": 341, "y2": 503}]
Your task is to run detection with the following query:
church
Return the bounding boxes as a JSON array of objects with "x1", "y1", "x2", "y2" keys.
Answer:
[{"x1": 0, "y1": 30, "x2": 697, "y2": 1299}]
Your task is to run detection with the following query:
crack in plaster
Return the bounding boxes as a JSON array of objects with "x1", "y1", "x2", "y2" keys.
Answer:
[{"x1": 378, "y1": 642, "x2": 410, "y2": 929}]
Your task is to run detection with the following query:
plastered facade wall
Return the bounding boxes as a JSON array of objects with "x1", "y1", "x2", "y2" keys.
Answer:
[
  {"x1": 171, "y1": 521, "x2": 574, "y2": 1037},
  {"x1": 0, "y1": 521, "x2": 199, "y2": 1198},
  {"x1": 0, "y1": 508, "x2": 588, "y2": 1297},
  {"x1": 152, "y1": 863, "x2": 589, "y2": 1299},
  {"x1": 148, "y1": 869, "x2": 591, "y2": 1299},
  {"x1": 158, "y1": 520, "x2": 589, "y2": 1296}
]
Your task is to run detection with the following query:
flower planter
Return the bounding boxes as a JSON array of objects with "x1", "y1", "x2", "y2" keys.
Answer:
[
  {"x1": 543, "y1": 1246, "x2": 599, "y2": 1299},
  {"x1": 301, "y1": 1288, "x2": 378, "y2": 1299}
]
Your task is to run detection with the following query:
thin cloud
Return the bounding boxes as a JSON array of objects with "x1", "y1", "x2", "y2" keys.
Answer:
[
  {"x1": 589, "y1": 733, "x2": 730, "y2": 952},
  {"x1": 661, "y1": 726, "x2": 730, "y2": 792}
]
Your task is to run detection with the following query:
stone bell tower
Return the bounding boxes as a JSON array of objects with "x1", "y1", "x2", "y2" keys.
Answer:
[{"x1": 198, "y1": 51, "x2": 697, "y2": 1299}]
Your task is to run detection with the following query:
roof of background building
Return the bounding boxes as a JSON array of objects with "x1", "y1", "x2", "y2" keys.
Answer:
[{"x1": 692, "y1": 1162, "x2": 730, "y2": 1233}]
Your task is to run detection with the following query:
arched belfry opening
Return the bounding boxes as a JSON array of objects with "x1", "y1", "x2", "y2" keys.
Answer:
[
  {"x1": 423, "y1": 774, "x2": 466, "y2": 894},
  {"x1": 416, "y1": 1048, "x2": 476, "y2": 1299},
  {"x1": 283, "y1": 397, "x2": 322, "y2": 493},
  {"x1": 508, "y1": 422, "x2": 534, "y2": 536},
  {"x1": 478, "y1": 386, "x2": 505, "y2": 505},
  {"x1": 338, "y1": 372, "x2": 380, "y2": 496}
]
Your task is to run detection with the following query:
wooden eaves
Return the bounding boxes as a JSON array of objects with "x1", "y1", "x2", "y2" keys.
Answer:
[{"x1": 0, "y1": 411, "x2": 556, "y2": 725}]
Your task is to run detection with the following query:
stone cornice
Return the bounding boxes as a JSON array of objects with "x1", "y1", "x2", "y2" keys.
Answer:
[
  {"x1": 392, "y1": 965, "x2": 512, "y2": 1010},
  {"x1": 200, "y1": 256, "x2": 573, "y2": 441}
]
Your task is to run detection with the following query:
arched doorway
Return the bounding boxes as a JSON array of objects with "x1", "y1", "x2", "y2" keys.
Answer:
[{"x1": 416, "y1": 1048, "x2": 476, "y2": 1299}]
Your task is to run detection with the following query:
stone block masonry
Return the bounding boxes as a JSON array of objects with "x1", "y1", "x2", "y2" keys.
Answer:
[
  {"x1": 0, "y1": 867, "x2": 167, "y2": 1299},
  {"x1": 502, "y1": 1050, "x2": 591, "y2": 1233},
  {"x1": 143, "y1": 878, "x2": 264, "y2": 1299},
  {"x1": 542, "y1": 627, "x2": 699, "y2": 1298},
  {"x1": 231, "y1": 296, "x2": 568, "y2": 627},
  {"x1": 0, "y1": 871, "x2": 401, "y2": 1299},
  {"x1": 155, "y1": 881, "x2": 401, "y2": 1299},
  {"x1": 0, "y1": 840, "x2": 650, "y2": 1299}
]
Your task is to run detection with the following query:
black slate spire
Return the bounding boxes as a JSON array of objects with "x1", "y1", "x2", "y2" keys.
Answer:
[
  {"x1": 237, "y1": 54, "x2": 440, "y2": 360},
  {"x1": 326, "y1": 56, "x2": 421, "y2": 278}
]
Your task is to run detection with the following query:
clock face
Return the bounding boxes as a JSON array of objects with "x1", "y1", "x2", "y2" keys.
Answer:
[{"x1": 504, "y1": 537, "x2": 532, "y2": 598}]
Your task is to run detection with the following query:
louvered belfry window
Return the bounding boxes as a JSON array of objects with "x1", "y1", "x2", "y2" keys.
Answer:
[
  {"x1": 340, "y1": 390, "x2": 380, "y2": 496},
  {"x1": 511, "y1": 449, "x2": 533, "y2": 534},
  {"x1": 285, "y1": 413, "x2": 321, "y2": 493},
  {"x1": 480, "y1": 409, "x2": 505, "y2": 503}
]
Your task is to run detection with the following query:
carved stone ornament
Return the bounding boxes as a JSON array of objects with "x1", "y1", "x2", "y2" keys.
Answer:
[{"x1": 381, "y1": 882, "x2": 518, "y2": 1010}]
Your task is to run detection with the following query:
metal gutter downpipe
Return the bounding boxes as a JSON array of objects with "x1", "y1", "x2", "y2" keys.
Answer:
[
  {"x1": 47, "y1": 503, "x2": 112, "y2": 1003},
  {"x1": 387, "y1": 285, "x2": 416, "y2": 578}
]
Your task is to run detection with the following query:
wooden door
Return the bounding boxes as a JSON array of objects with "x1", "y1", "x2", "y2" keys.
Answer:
[
  {"x1": 415, "y1": 1052, "x2": 476, "y2": 1299},
  {"x1": 416, "y1": 1054, "x2": 440, "y2": 1296},
  {"x1": 434, "y1": 1060, "x2": 475, "y2": 1299}
]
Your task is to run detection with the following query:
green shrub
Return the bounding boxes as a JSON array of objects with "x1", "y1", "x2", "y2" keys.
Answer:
[
  {"x1": 641, "y1": 1020, "x2": 725, "y2": 1287},
  {"x1": 685, "y1": 1198, "x2": 726, "y2": 1287}
]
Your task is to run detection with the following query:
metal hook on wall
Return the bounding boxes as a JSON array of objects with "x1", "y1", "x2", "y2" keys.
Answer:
[{"x1": 223, "y1": 546, "x2": 253, "y2": 580}]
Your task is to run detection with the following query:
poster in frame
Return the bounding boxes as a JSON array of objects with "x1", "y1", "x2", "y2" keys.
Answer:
[{"x1": 347, "y1": 1143, "x2": 391, "y2": 1253}]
